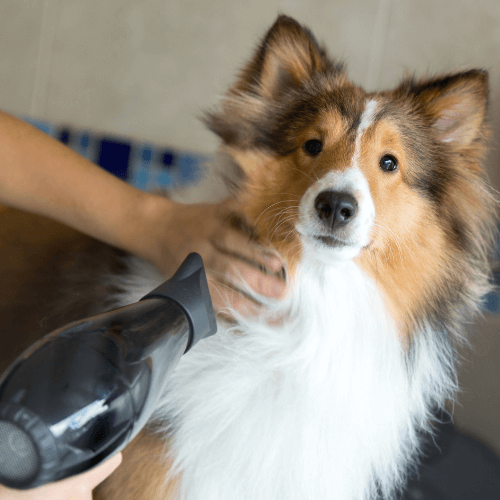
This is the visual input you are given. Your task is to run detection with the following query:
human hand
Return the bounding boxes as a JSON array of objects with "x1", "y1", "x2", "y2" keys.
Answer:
[
  {"x1": 152, "y1": 199, "x2": 287, "y2": 316},
  {"x1": 0, "y1": 453, "x2": 122, "y2": 500}
]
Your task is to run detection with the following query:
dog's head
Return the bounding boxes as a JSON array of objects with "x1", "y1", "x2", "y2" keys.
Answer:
[{"x1": 205, "y1": 16, "x2": 497, "y2": 335}]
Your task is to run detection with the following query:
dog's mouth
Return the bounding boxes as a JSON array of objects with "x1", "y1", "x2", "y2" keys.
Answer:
[
  {"x1": 296, "y1": 229, "x2": 354, "y2": 249},
  {"x1": 307, "y1": 233, "x2": 373, "y2": 252},
  {"x1": 296, "y1": 225, "x2": 372, "y2": 257},
  {"x1": 314, "y1": 235, "x2": 349, "y2": 248}
]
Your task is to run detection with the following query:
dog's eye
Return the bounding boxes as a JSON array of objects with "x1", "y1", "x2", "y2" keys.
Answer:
[
  {"x1": 303, "y1": 139, "x2": 323, "y2": 156},
  {"x1": 379, "y1": 154, "x2": 398, "y2": 172}
]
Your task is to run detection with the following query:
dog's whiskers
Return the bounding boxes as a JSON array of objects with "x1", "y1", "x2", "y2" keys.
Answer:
[
  {"x1": 268, "y1": 212, "x2": 298, "y2": 240},
  {"x1": 254, "y1": 200, "x2": 300, "y2": 227},
  {"x1": 260, "y1": 207, "x2": 299, "y2": 229}
]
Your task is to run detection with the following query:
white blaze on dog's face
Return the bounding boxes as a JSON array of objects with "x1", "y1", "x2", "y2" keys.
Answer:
[{"x1": 296, "y1": 99, "x2": 378, "y2": 263}]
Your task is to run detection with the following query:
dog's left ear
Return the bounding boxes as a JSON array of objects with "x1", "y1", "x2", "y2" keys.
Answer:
[{"x1": 407, "y1": 70, "x2": 489, "y2": 148}]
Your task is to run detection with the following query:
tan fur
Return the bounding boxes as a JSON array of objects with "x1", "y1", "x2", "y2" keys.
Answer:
[
  {"x1": 94, "y1": 430, "x2": 180, "y2": 500},
  {"x1": 0, "y1": 209, "x2": 129, "y2": 373},
  {"x1": 353, "y1": 120, "x2": 448, "y2": 338},
  {"x1": 226, "y1": 146, "x2": 306, "y2": 273}
]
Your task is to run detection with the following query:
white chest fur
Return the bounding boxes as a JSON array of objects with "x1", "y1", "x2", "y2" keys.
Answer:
[{"x1": 149, "y1": 258, "x2": 455, "y2": 500}]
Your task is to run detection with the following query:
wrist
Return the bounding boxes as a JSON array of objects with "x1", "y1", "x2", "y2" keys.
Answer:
[{"x1": 131, "y1": 193, "x2": 178, "y2": 270}]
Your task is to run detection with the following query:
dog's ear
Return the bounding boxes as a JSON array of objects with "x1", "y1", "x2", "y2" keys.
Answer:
[
  {"x1": 405, "y1": 70, "x2": 489, "y2": 148},
  {"x1": 204, "y1": 16, "x2": 341, "y2": 149},
  {"x1": 233, "y1": 15, "x2": 334, "y2": 100}
]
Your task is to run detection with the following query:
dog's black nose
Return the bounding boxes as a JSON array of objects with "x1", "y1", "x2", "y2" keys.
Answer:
[{"x1": 314, "y1": 191, "x2": 358, "y2": 230}]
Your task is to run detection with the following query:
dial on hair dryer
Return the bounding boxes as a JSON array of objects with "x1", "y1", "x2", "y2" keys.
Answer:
[{"x1": 0, "y1": 253, "x2": 216, "y2": 490}]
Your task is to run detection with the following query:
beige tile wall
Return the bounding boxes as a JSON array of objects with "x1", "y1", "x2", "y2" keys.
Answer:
[{"x1": 0, "y1": 0, "x2": 499, "y2": 453}]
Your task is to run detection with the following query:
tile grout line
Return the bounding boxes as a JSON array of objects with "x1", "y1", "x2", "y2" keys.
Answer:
[
  {"x1": 30, "y1": 0, "x2": 60, "y2": 118},
  {"x1": 365, "y1": 0, "x2": 392, "y2": 92}
]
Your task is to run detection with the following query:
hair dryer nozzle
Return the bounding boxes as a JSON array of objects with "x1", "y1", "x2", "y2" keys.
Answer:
[{"x1": 141, "y1": 252, "x2": 217, "y2": 352}]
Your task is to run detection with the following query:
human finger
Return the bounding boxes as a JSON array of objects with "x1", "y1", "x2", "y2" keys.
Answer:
[
  {"x1": 207, "y1": 275, "x2": 262, "y2": 318},
  {"x1": 0, "y1": 451, "x2": 120, "y2": 500},
  {"x1": 35, "y1": 452, "x2": 122, "y2": 500},
  {"x1": 76, "y1": 452, "x2": 123, "y2": 493},
  {"x1": 226, "y1": 259, "x2": 286, "y2": 299},
  {"x1": 210, "y1": 229, "x2": 284, "y2": 276}
]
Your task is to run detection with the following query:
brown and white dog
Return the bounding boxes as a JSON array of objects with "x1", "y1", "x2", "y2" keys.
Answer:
[{"x1": 2, "y1": 15, "x2": 497, "y2": 500}]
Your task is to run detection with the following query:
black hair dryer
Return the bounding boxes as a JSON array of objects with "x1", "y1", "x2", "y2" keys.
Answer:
[{"x1": 0, "y1": 253, "x2": 216, "y2": 490}]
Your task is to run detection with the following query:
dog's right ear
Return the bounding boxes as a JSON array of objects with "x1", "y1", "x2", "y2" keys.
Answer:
[
  {"x1": 204, "y1": 16, "x2": 341, "y2": 149},
  {"x1": 233, "y1": 15, "x2": 336, "y2": 100}
]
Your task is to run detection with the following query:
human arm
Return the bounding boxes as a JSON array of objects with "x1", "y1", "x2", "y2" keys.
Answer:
[{"x1": 0, "y1": 111, "x2": 285, "y2": 312}]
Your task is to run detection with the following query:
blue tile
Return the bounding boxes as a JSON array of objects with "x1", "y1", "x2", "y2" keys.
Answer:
[
  {"x1": 71, "y1": 132, "x2": 94, "y2": 159},
  {"x1": 97, "y1": 138, "x2": 131, "y2": 180},
  {"x1": 484, "y1": 292, "x2": 500, "y2": 313},
  {"x1": 178, "y1": 154, "x2": 201, "y2": 183},
  {"x1": 158, "y1": 170, "x2": 174, "y2": 188},
  {"x1": 58, "y1": 127, "x2": 71, "y2": 144},
  {"x1": 128, "y1": 144, "x2": 156, "y2": 189},
  {"x1": 161, "y1": 150, "x2": 175, "y2": 168},
  {"x1": 22, "y1": 116, "x2": 55, "y2": 137},
  {"x1": 132, "y1": 167, "x2": 149, "y2": 190},
  {"x1": 80, "y1": 134, "x2": 90, "y2": 148},
  {"x1": 141, "y1": 147, "x2": 152, "y2": 162}
]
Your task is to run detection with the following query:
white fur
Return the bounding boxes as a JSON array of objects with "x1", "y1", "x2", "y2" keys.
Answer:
[
  {"x1": 147, "y1": 253, "x2": 456, "y2": 500},
  {"x1": 357, "y1": 100, "x2": 378, "y2": 135},
  {"x1": 350, "y1": 99, "x2": 378, "y2": 189},
  {"x1": 112, "y1": 257, "x2": 165, "y2": 305}
]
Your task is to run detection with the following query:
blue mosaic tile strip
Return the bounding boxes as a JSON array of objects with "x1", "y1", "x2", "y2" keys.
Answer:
[{"x1": 22, "y1": 116, "x2": 208, "y2": 190}]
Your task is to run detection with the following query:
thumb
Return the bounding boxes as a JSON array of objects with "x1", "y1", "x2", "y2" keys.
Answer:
[
  {"x1": 76, "y1": 452, "x2": 123, "y2": 492},
  {"x1": 0, "y1": 452, "x2": 125, "y2": 500}
]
